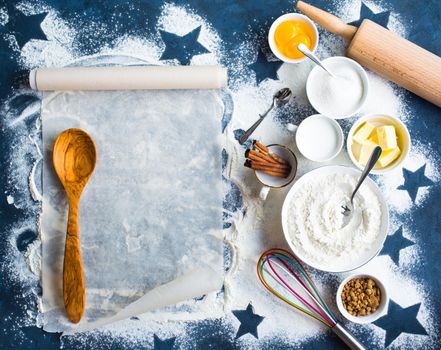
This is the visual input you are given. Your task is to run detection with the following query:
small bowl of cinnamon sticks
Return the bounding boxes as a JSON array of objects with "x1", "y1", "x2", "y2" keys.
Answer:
[{"x1": 244, "y1": 141, "x2": 297, "y2": 200}]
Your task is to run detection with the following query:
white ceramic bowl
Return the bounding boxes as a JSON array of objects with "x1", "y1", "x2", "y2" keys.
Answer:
[
  {"x1": 347, "y1": 114, "x2": 411, "y2": 174},
  {"x1": 306, "y1": 56, "x2": 369, "y2": 119},
  {"x1": 254, "y1": 144, "x2": 298, "y2": 201},
  {"x1": 254, "y1": 144, "x2": 297, "y2": 188},
  {"x1": 295, "y1": 114, "x2": 344, "y2": 162},
  {"x1": 268, "y1": 13, "x2": 319, "y2": 64},
  {"x1": 336, "y1": 273, "x2": 389, "y2": 324},
  {"x1": 281, "y1": 165, "x2": 389, "y2": 273}
]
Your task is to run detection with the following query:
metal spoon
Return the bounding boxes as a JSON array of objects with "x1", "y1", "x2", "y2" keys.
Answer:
[
  {"x1": 341, "y1": 146, "x2": 382, "y2": 219},
  {"x1": 239, "y1": 88, "x2": 292, "y2": 145},
  {"x1": 297, "y1": 43, "x2": 336, "y2": 78},
  {"x1": 53, "y1": 128, "x2": 97, "y2": 323}
]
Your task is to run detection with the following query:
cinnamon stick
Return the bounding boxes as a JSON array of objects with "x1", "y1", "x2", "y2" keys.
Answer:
[
  {"x1": 261, "y1": 169, "x2": 289, "y2": 178},
  {"x1": 250, "y1": 159, "x2": 291, "y2": 170},
  {"x1": 244, "y1": 159, "x2": 252, "y2": 168},
  {"x1": 254, "y1": 140, "x2": 269, "y2": 154},
  {"x1": 269, "y1": 152, "x2": 288, "y2": 164},
  {"x1": 248, "y1": 162, "x2": 289, "y2": 176},
  {"x1": 253, "y1": 140, "x2": 288, "y2": 165},
  {"x1": 244, "y1": 141, "x2": 292, "y2": 179},
  {"x1": 247, "y1": 149, "x2": 279, "y2": 165},
  {"x1": 244, "y1": 160, "x2": 285, "y2": 173}
]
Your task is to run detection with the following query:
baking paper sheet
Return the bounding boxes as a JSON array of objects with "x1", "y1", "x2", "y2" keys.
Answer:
[
  {"x1": 40, "y1": 89, "x2": 224, "y2": 332},
  {"x1": 30, "y1": 66, "x2": 227, "y2": 91}
]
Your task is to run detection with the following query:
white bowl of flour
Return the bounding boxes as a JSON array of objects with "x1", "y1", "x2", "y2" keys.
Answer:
[
  {"x1": 281, "y1": 165, "x2": 388, "y2": 272},
  {"x1": 306, "y1": 57, "x2": 369, "y2": 119}
]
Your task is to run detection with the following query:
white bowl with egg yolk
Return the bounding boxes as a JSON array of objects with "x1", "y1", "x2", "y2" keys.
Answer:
[
  {"x1": 268, "y1": 13, "x2": 319, "y2": 64},
  {"x1": 347, "y1": 114, "x2": 411, "y2": 174}
]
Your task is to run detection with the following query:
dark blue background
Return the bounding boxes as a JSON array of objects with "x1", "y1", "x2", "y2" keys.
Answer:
[{"x1": 1, "y1": 0, "x2": 440, "y2": 349}]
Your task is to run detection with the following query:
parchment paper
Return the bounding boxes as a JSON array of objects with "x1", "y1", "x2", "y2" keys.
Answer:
[
  {"x1": 40, "y1": 89, "x2": 224, "y2": 332},
  {"x1": 30, "y1": 66, "x2": 227, "y2": 91}
]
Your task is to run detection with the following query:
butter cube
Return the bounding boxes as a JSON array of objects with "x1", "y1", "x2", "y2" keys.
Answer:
[
  {"x1": 352, "y1": 122, "x2": 376, "y2": 144},
  {"x1": 351, "y1": 142, "x2": 362, "y2": 161},
  {"x1": 358, "y1": 140, "x2": 379, "y2": 166},
  {"x1": 368, "y1": 131, "x2": 378, "y2": 144},
  {"x1": 376, "y1": 125, "x2": 397, "y2": 150},
  {"x1": 378, "y1": 147, "x2": 401, "y2": 167}
]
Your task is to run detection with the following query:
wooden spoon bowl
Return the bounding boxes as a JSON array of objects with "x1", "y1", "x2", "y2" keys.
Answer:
[{"x1": 53, "y1": 128, "x2": 96, "y2": 323}]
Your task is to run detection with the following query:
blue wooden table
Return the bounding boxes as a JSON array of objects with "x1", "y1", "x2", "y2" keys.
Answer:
[{"x1": 1, "y1": 1, "x2": 440, "y2": 349}]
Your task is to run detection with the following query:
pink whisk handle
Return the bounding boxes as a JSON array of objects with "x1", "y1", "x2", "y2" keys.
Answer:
[{"x1": 332, "y1": 323, "x2": 366, "y2": 350}]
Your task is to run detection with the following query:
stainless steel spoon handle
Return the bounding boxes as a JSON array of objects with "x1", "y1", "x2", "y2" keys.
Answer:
[
  {"x1": 332, "y1": 323, "x2": 367, "y2": 350},
  {"x1": 297, "y1": 43, "x2": 335, "y2": 78},
  {"x1": 350, "y1": 146, "x2": 382, "y2": 203},
  {"x1": 239, "y1": 105, "x2": 274, "y2": 144}
]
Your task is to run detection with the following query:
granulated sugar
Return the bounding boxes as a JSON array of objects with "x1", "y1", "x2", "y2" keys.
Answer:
[
  {"x1": 2, "y1": 0, "x2": 439, "y2": 348},
  {"x1": 307, "y1": 62, "x2": 364, "y2": 117}
]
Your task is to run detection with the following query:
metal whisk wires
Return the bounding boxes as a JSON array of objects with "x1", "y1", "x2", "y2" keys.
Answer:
[{"x1": 257, "y1": 248, "x2": 337, "y2": 328}]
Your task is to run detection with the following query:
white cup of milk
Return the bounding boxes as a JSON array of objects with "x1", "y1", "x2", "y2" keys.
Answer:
[
  {"x1": 291, "y1": 114, "x2": 344, "y2": 162},
  {"x1": 254, "y1": 144, "x2": 297, "y2": 201}
]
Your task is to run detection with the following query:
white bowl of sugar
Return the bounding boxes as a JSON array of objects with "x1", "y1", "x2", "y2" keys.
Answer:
[{"x1": 306, "y1": 56, "x2": 369, "y2": 119}]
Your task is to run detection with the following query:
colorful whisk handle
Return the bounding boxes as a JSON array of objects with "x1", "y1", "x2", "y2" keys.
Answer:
[{"x1": 332, "y1": 323, "x2": 367, "y2": 350}]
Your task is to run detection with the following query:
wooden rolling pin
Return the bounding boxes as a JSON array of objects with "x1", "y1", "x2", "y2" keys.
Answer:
[{"x1": 296, "y1": 1, "x2": 441, "y2": 108}]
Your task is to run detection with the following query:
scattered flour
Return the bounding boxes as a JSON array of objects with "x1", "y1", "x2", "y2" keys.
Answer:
[
  {"x1": 29, "y1": 159, "x2": 42, "y2": 202},
  {"x1": 20, "y1": 10, "x2": 76, "y2": 68},
  {"x1": 0, "y1": 7, "x2": 9, "y2": 25},
  {"x1": 157, "y1": 3, "x2": 223, "y2": 65},
  {"x1": 331, "y1": 0, "x2": 407, "y2": 38},
  {"x1": 6, "y1": 195, "x2": 15, "y2": 204},
  {"x1": 24, "y1": 240, "x2": 41, "y2": 276},
  {"x1": 378, "y1": 140, "x2": 439, "y2": 212}
]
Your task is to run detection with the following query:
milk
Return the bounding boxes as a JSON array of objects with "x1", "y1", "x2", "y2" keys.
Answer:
[{"x1": 296, "y1": 114, "x2": 343, "y2": 162}]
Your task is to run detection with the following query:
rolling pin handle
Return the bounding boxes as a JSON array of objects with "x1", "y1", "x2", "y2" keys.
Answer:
[{"x1": 296, "y1": 1, "x2": 358, "y2": 41}]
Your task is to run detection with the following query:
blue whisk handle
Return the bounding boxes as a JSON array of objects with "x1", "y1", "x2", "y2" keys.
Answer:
[{"x1": 332, "y1": 323, "x2": 367, "y2": 350}]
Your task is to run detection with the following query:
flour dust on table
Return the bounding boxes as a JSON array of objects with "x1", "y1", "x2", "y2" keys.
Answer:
[{"x1": 1, "y1": 0, "x2": 439, "y2": 349}]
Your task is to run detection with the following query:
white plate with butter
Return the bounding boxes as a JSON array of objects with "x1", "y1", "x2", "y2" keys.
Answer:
[{"x1": 347, "y1": 114, "x2": 411, "y2": 174}]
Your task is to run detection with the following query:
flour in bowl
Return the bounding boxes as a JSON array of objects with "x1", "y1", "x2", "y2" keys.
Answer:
[{"x1": 287, "y1": 173, "x2": 382, "y2": 268}]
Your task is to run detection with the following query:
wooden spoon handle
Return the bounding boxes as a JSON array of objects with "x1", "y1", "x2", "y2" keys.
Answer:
[
  {"x1": 296, "y1": 1, "x2": 358, "y2": 41},
  {"x1": 63, "y1": 200, "x2": 85, "y2": 323}
]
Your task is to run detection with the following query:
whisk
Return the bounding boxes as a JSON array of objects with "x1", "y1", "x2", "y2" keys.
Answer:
[{"x1": 257, "y1": 248, "x2": 366, "y2": 350}]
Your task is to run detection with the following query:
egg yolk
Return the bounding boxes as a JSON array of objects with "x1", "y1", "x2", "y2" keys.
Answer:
[{"x1": 274, "y1": 20, "x2": 315, "y2": 59}]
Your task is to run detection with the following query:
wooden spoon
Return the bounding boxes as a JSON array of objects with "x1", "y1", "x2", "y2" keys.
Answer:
[{"x1": 53, "y1": 128, "x2": 97, "y2": 323}]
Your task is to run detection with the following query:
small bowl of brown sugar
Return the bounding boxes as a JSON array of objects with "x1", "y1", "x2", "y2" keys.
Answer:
[{"x1": 336, "y1": 274, "x2": 389, "y2": 324}]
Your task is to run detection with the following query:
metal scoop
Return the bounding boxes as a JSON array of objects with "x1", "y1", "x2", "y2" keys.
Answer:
[
  {"x1": 297, "y1": 43, "x2": 336, "y2": 78},
  {"x1": 341, "y1": 146, "x2": 382, "y2": 222},
  {"x1": 239, "y1": 88, "x2": 292, "y2": 144}
]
